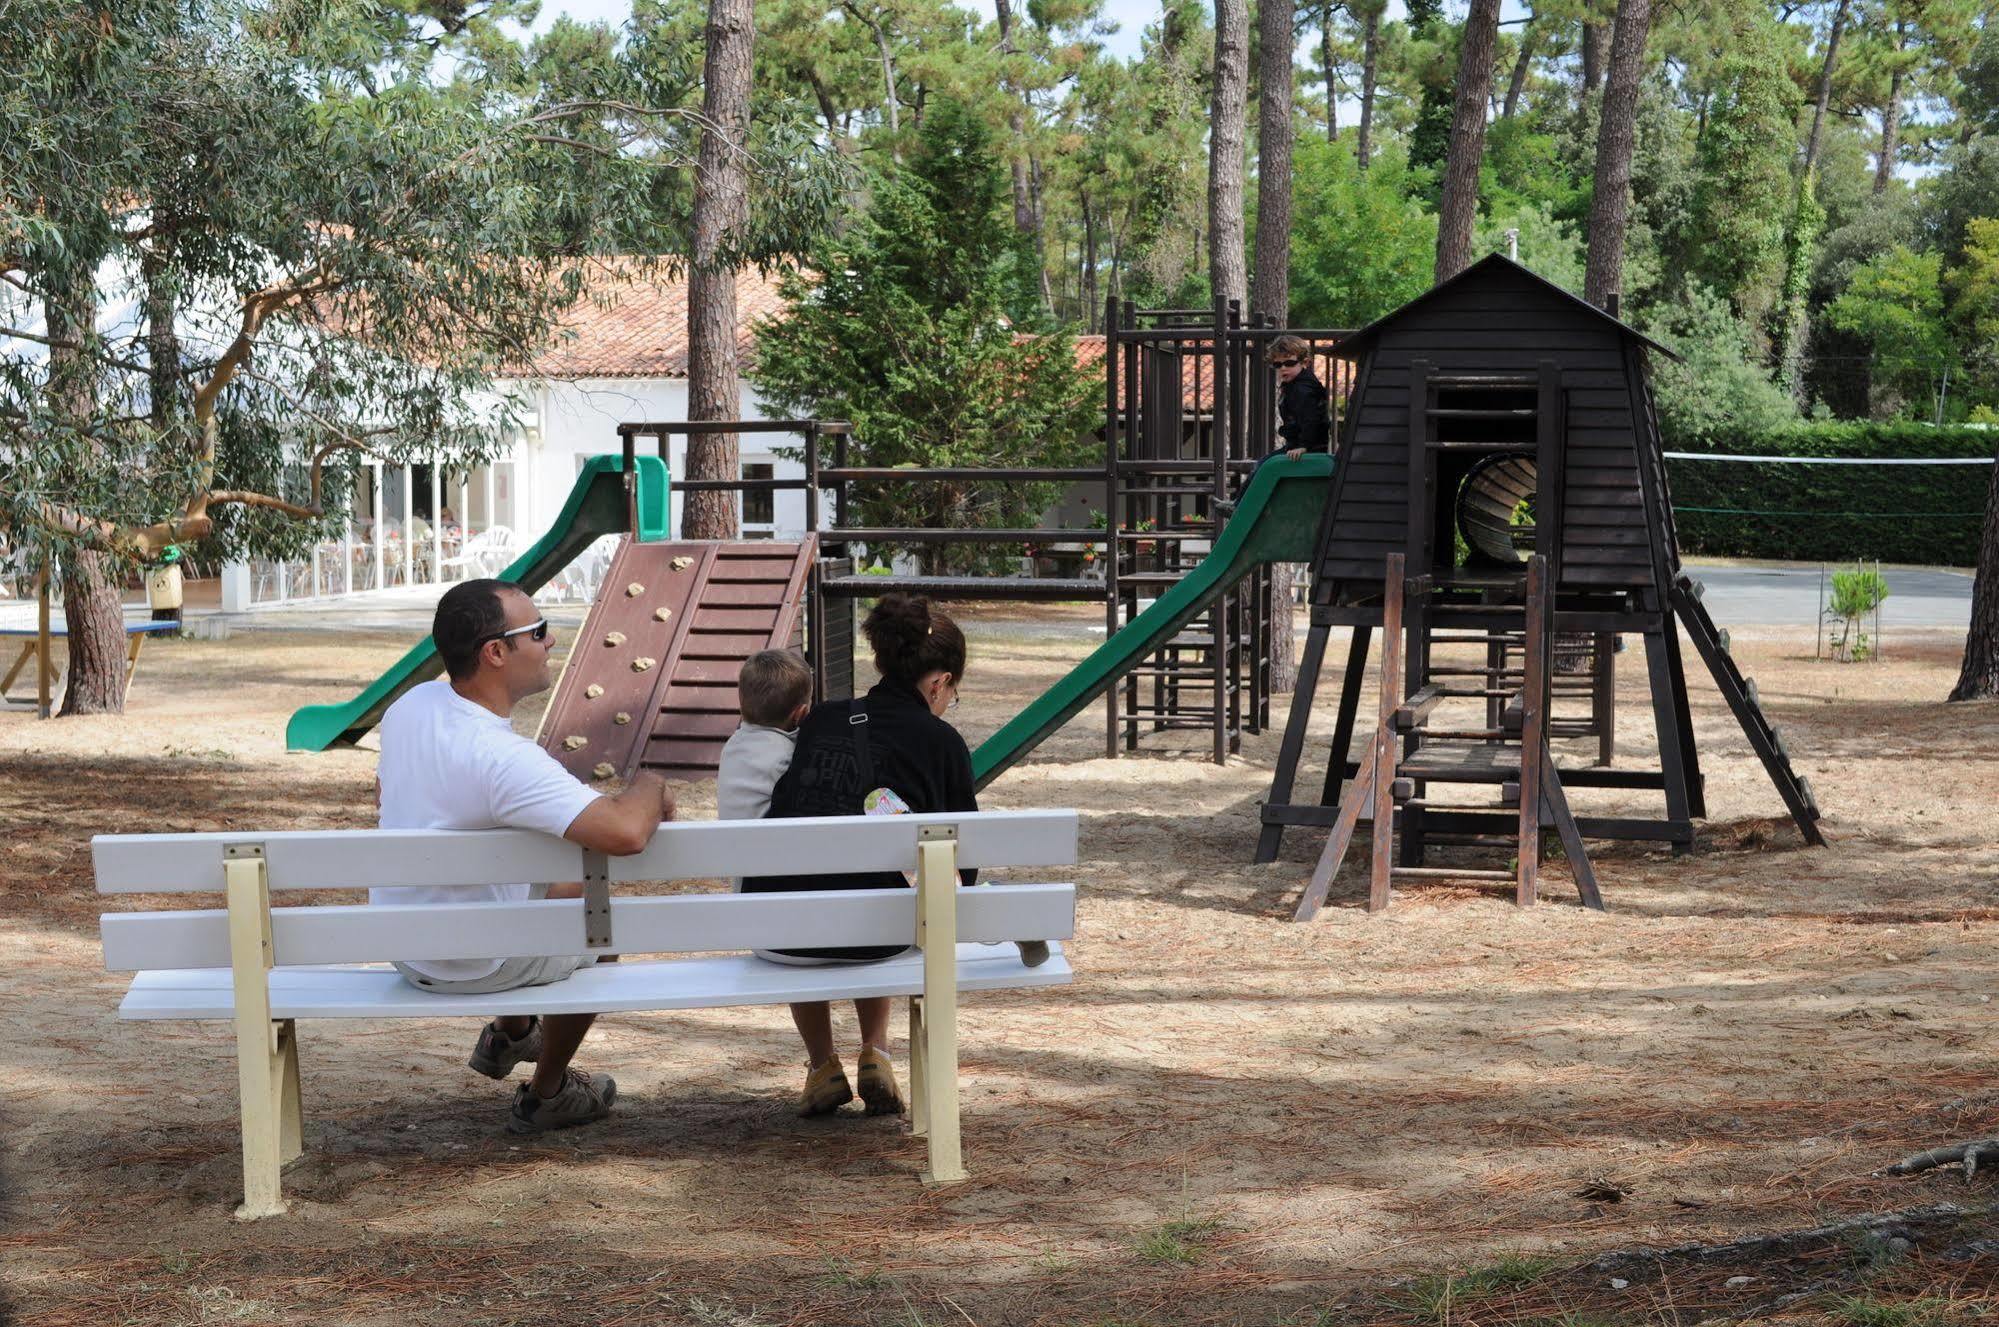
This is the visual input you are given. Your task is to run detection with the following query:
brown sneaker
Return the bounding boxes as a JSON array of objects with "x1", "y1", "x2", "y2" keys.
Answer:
[
  {"x1": 798, "y1": 1056, "x2": 854, "y2": 1117},
  {"x1": 469, "y1": 1017, "x2": 541, "y2": 1080},
  {"x1": 507, "y1": 1068, "x2": 617, "y2": 1135},
  {"x1": 856, "y1": 1046, "x2": 903, "y2": 1117}
]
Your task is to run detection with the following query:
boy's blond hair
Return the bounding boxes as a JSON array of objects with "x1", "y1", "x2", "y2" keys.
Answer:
[
  {"x1": 738, "y1": 649, "x2": 813, "y2": 727},
  {"x1": 1267, "y1": 334, "x2": 1311, "y2": 363}
]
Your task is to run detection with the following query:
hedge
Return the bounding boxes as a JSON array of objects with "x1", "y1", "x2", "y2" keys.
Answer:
[{"x1": 1662, "y1": 423, "x2": 1997, "y2": 566}]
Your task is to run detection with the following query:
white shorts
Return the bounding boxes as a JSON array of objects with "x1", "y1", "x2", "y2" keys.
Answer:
[{"x1": 394, "y1": 952, "x2": 594, "y2": 995}]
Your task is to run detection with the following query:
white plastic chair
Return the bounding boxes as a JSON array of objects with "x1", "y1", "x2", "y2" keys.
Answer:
[{"x1": 440, "y1": 526, "x2": 517, "y2": 580}]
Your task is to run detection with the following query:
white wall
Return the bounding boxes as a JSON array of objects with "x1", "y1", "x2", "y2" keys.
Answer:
[{"x1": 516, "y1": 377, "x2": 814, "y2": 540}]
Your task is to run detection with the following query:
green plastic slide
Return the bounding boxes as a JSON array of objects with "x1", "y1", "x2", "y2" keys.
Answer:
[
  {"x1": 284, "y1": 453, "x2": 670, "y2": 752},
  {"x1": 971, "y1": 452, "x2": 1334, "y2": 789}
]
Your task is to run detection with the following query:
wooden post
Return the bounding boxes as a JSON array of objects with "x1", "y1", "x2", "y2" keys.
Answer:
[
  {"x1": 225, "y1": 844, "x2": 292, "y2": 1219},
  {"x1": 914, "y1": 829, "x2": 965, "y2": 1184},
  {"x1": 1369, "y1": 556, "x2": 1406, "y2": 913},
  {"x1": 35, "y1": 564, "x2": 52, "y2": 719},
  {"x1": 1515, "y1": 556, "x2": 1548, "y2": 907}
]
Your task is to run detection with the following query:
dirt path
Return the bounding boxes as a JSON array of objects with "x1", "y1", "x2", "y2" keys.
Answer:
[{"x1": 2, "y1": 617, "x2": 1997, "y2": 1326}]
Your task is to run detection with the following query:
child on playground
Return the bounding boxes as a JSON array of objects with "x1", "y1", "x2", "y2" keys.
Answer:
[{"x1": 716, "y1": 649, "x2": 814, "y2": 823}]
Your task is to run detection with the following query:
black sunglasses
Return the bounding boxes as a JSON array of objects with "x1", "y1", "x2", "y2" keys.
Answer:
[
  {"x1": 1271, "y1": 357, "x2": 1301, "y2": 368},
  {"x1": 479, "y1": 618, "x2": 550, "y2": 648}
]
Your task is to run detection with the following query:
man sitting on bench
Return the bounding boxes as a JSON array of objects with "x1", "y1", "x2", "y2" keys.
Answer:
[{"x1": 373, "y1": 578, "x2": 675, "y2": 1134}]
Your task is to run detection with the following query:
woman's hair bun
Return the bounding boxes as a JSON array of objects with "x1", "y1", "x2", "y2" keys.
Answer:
[{"x1": 862, "y1": 593, "x2": 965, "y2": 687}]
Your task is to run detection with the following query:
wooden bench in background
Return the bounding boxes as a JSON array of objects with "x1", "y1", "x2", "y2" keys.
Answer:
[{"x1": 95, "y1": 810, "x2": 1079, "y2": 1218}]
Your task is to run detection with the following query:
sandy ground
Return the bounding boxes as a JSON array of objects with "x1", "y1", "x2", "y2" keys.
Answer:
[{"x1": 3, "y1": 607, "x2": 1998, "y2": 1326}]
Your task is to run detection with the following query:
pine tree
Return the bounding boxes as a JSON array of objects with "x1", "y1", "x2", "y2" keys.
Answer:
[{"x1": 753, "y1": 102, "x2": 1098, "y2": 575}]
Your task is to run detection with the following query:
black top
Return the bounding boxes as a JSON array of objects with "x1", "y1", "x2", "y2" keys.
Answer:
[
  {"x1": 745, "y1": 677, "x2": 979, "y2": 896},
  {"x1": 1277, "y1": 367, "x2": 1331, "y2": 452}
]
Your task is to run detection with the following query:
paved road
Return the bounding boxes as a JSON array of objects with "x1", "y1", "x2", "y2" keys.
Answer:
[
  {"x1": 0, "y1": 561, "x2": 1974, "y2": 636},
  {"x1": 1686, "y1": 561, "x2": 1972, "y2": 630}
]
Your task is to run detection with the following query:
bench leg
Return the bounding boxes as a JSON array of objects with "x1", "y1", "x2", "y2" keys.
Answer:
[
  {"x1": 906, "y1": 996, "x2": 928, "y2": 1138},
  {"x1": 227, "y1": 849, "x2": 289, "y2": 1220},
  {"x1": 915, "y1": 838, "x2": 964, "y2": 1185},
  {"x1": 277, "y1": 1019, "x2": 303, "y2": 1166}
]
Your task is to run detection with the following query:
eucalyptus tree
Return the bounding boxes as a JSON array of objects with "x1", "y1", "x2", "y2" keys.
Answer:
[{"x1": 1, "y1": 0, "x2": 836, "y2": 712}]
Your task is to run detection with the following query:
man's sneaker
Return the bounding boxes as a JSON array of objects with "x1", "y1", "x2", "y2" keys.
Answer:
[
  {"x1": 856, "y1": 1046, "x2": 903, "y2": 1117},
  {"x1": 469, "y1": 1018, "x2": 541, "y2": 1080},
  {"x1": 798, "y1": 1056, "x2": 854, "y2": 1117},
  {"x1": 1015, "y1": 940, "x2": 1051, "y2": 968},
  {"x1": 507, "y1": 1069, "x2": 617, "y2": 1135}
]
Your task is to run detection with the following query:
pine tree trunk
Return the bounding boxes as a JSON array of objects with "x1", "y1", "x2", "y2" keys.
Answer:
[
  {"x1": 1502, "y1": 24, "x2": 1537, "y2": 118},
  {"x1": 1951, "y1": 448, "x2": 1999, "y2": 700},
  {"x1": 1321, "y1": 2, "x2": 1339, "y2": 141},
  {"x1": 1801, "y1": 0, "x2": 1849, "y2": 182},
  {"x1": 1581, "y1": 21, "x2": 1606, "y2": 96},
  {"x1": 1209, "y1": 0, "x2": 1250, "y2": 307},
  {"x1": 1081, "y1": 191, "x2": 1099, "y2": 330},
  {"x1": 1434, "y1": 0, "x2": 1502, "y2": 284},
  {"x1": 1875, "y1": 28, "x2": 1907, "y2": 195},
  {"x1": 1582, "y1": 0, "x2": 1653, "y2": 309},
  {"x1": 1256, "y1": 0, "x2": 1300, "y2": 692},
  {"x1": 685, "y1": 0, "x2": 754, "y2": 541},
  {"x1": 1356, "y1": 7, "x2": 1380, "y2": 170}
]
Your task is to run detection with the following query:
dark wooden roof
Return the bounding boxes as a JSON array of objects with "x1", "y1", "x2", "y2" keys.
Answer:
[{"x1": 1331, "y1": 254, "x2": 1682, "y2": 363}]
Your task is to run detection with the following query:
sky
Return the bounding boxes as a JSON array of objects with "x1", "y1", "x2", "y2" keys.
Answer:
[{"x1": 530, "y1": 2, "x2": 1524, "y2": 65}]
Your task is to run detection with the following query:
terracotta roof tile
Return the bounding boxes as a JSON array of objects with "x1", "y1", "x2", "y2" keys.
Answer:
[
  {"x1": 1074, "y1": 335, "x2": 1353, "y2": 413},
  {"x1": 521, "y1": 259, "x2": 793, "y2": 381}
]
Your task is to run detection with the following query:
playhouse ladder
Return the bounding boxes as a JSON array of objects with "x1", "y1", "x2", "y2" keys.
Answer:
[
  {"x1": 1294, "y1": 553, "x2": 1604, "y2": 919},
  {"x1": 1668, "y1": 573, "x2": 1826, "y2": 847}
]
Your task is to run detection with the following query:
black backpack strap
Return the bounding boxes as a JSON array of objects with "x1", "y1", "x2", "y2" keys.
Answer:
[{"x1": 847, "y1": 697, "x2": 875, "y2": 792}]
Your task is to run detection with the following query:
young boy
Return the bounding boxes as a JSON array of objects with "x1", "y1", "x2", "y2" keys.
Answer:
[{"x1": 717, "y1": 649, "x2": 815, "y2": 822}]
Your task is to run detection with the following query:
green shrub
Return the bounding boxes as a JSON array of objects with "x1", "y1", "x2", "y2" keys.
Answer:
[
  {"x1": 1828, "y1": 563, "x2": 1889, "y2": 660},
  {"x1": 1665, "y1": 422, "x2": 1995, "y2": 565}
]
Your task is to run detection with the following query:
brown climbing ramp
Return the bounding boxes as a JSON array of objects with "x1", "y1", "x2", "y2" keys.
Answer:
[{"x1": 536, "y1": 537, "x2": 817, "y2": 785}]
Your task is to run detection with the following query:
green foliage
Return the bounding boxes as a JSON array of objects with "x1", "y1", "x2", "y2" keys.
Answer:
[
  {"x1": 1131, "y1": 1216, "x2": 1222, "y2": 1265},
  {"x1": 1828, "y1": 562, "x2": 1889, "y2": 660},
  {"x1": 1401, "y1": 0, "x2": 1453, "y2": 188},
  {"x1": 1640, "y1": 285, "x2": 1801, "y2": 445},
  {"x1": 1683, "y1": 28, "x2": 1803, "y2": 325},
  {"x1": 1395, "y1": 1254, "x2": 1557, "y2": 1323},
  {"x1": 1480, "y1": 116, "x2": 1588, "y2": 225},
  {"x1": 1665, "y1": 423, "x2": 1996, "y2": 565},
  {"x1": 1825, "y1": 246, "x2": 1955, "y2": 416},
  {"x1": 753, "y1": 100, "x2": 1097, "y2": 574},
  {"x1": 1832, "y1": 1296, "x2": 1959, "y2": 1327},
  {"x1": 1287, "y1": 137, "x2": 1436, "y2": 328}
]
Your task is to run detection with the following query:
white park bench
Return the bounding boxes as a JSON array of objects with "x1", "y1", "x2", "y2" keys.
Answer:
[{"x1": 95, "y1": 810, "x2": 1078, "y2": 1219}]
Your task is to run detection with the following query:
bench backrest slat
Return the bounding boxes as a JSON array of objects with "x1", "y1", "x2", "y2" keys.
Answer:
[
  {"x1": 93, "y1": 810, "x2": 1079, "y2": 895},
  {"x1": 101, "y1": 883, "x2": 1077, "y2": 971}
]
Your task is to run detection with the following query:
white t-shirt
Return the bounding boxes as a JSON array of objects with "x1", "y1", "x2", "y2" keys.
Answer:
[
  {"x1": 716, "y1": 723, "x2": 797, "y2": 822},
  {"x1": 371, "y1": 678, "x2": 602, "y2": 982}
]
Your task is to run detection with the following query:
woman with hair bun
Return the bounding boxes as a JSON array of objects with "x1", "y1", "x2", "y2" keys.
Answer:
[{"x1": 742, "y1": 593, "x2": 977, "y2": 1118}]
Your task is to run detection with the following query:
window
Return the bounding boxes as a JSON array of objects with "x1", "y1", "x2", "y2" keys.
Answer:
[{"x1": 742, "y1": 462, "x2": 775, "y2": 527}]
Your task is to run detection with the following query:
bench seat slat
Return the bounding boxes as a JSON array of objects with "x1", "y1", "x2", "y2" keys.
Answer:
[
  {"x1": 116, "y1": 943, "x2": 1072, "y2": 1020},
  {"x1": 101, "y1": 883, "x2": 1078, "y2": 972},
  {"x1": 93, "y1": 811, "x2": 1080, "y2": 894}
]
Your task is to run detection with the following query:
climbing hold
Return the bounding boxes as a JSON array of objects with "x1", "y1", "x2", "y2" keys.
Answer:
[
  {"x1": 626, "y1": 582, "x2": 645, "y2": 597},
  {"x1": 671, "y1": 556, "x2": 694, "y2": 571},
  {"x1": 562, "y1": 736, "x2": 588, "y2": 751},
  {"x1": 632, "y1": 656, "x2": 656, "y2": 672},
  {"x1": 604, "y1": 631, "x2": 626, "y2": 647},
  {"x1": 584, "y1": 684, "x2": 604, "y2": 699},
  {"x1": 593, "y1": 762, "x2": 616, "y2": 780},
  {"x1": 653, "y1": 607, "x2": 673, "y2": 622},
  {"x1": 614, "y1": 711, "x2": 632, "y2": 725}
]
